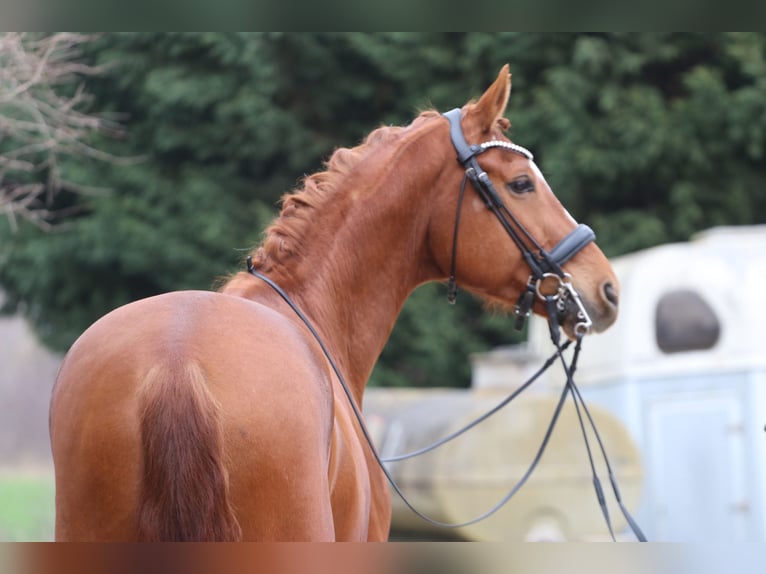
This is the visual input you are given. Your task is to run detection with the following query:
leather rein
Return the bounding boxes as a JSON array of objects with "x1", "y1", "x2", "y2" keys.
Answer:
[{"x1": 245, "y1": 110, "x2": 647, "y2": 541}]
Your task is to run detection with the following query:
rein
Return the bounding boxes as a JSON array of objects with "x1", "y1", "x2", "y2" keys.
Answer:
[
  {"x1": 241, "y1": 109, "x2": 646, "y2": 540},
  {"x1": 247, "y1": 261, "x2": 646, "y2": 541}
]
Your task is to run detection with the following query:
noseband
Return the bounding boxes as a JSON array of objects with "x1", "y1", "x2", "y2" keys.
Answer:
[{"x1": 443, "y1": 108, "x2": 595, "y2": 334}]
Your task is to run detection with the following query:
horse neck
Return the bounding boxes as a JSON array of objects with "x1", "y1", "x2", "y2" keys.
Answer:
[{"x1": 249, "y1": 121, "x2": 447, "y2": 405}]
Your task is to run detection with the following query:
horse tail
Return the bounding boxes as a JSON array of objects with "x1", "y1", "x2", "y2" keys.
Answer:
[{"x1": 137, "y1": 361, "x2": 242, "y2": 541}]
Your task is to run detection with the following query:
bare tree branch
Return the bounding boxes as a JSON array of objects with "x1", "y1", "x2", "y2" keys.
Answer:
[{"x1": 0, "y1": 32, "x2": 126, "y2": 232}]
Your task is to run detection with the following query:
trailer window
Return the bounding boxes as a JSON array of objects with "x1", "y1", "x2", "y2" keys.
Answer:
[{"x1": 655, "y1": 289, "x2": 721, "y2": 353}]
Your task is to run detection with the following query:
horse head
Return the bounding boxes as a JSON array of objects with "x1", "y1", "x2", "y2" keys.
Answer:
[{"x1": 428, "y1": 65, "x2": 619, "y2": 338}]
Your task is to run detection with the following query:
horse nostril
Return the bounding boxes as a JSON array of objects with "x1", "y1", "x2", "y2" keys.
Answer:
[{"x1": 603, "y1": 282, "x2": 619, "y2": 307}]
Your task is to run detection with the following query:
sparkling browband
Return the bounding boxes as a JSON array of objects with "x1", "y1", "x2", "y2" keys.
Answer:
[{"x1": 480, "y1": 140, "x2": 533, "y2": 160}]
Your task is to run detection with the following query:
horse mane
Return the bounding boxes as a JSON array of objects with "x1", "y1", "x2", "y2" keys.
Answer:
[
  {"x1": 242, "y1": 101, "x2": 510, "y2": 278},
  {"x1": 249, "y1": 110, "x2": 443, "y2": 272}
]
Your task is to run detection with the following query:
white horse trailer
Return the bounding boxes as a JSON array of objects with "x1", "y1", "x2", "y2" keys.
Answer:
[
  {"x1": 365, "y1": 385, "x2": 642, "y2": 541},
  {"x1": 525, "y1": 225, "x2": 766, "y2": 541}
]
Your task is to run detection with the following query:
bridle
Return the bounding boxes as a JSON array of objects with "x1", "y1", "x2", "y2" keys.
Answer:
[
  {"x1": 443, "y1": 108, "x2": 595, "y2": 335},
  {"x1": 246, "y1": 109, "x2": 647, "y2": 541}
]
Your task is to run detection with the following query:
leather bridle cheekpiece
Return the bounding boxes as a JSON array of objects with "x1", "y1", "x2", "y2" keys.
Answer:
[{"x1": 443, "y1": 108, "x2": 595, "y2": 334}]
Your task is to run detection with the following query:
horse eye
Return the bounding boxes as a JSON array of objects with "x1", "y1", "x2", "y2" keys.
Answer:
[{"x1": 506, "y1": 176, "x2": 534, "y2": 195}]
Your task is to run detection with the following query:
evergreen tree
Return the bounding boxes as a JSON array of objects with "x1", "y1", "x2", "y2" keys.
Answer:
[{"x1": 2, "y1": 33, "x2": 766, "y2": 387}]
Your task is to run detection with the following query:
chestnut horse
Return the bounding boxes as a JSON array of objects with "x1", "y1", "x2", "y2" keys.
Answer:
[{"x1": 50, "y1": 66, "x2": 619, "y2": 541}]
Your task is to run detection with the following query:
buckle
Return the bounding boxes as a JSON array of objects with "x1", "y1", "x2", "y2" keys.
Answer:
[{"x1": 535, "y1": 273, "x2": 593, "y2": 336}]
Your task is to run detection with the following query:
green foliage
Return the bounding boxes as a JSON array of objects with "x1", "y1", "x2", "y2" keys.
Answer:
[
  {"x1": 3, "y1": 33, "x2": 766, "y2": 386},
  {"x1": 371, "y1": 284, "x2": 525, "y2": 388},
  {"x1": 0, "y1": 473, "x2": 54, "y2": 541},
  {"x1": 510, "y1": 33, "x2": 766, "y2": 256}
]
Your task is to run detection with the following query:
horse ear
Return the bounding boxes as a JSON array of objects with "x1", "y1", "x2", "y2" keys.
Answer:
[{"x1": 470, "y1": 64, "x2": 511, "y2": 133}]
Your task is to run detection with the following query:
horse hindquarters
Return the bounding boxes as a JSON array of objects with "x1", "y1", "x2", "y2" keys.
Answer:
[
  {"x1": 137, "y1": 360, "x2": 241, "y2": 541},
  {"x1": 52, "y1": 290, "x2": 342, "y2": 541}
]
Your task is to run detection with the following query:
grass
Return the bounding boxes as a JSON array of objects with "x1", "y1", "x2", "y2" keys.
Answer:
[{"x1": 0, "y1": 471, "x2": 55, "y2": 542}]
